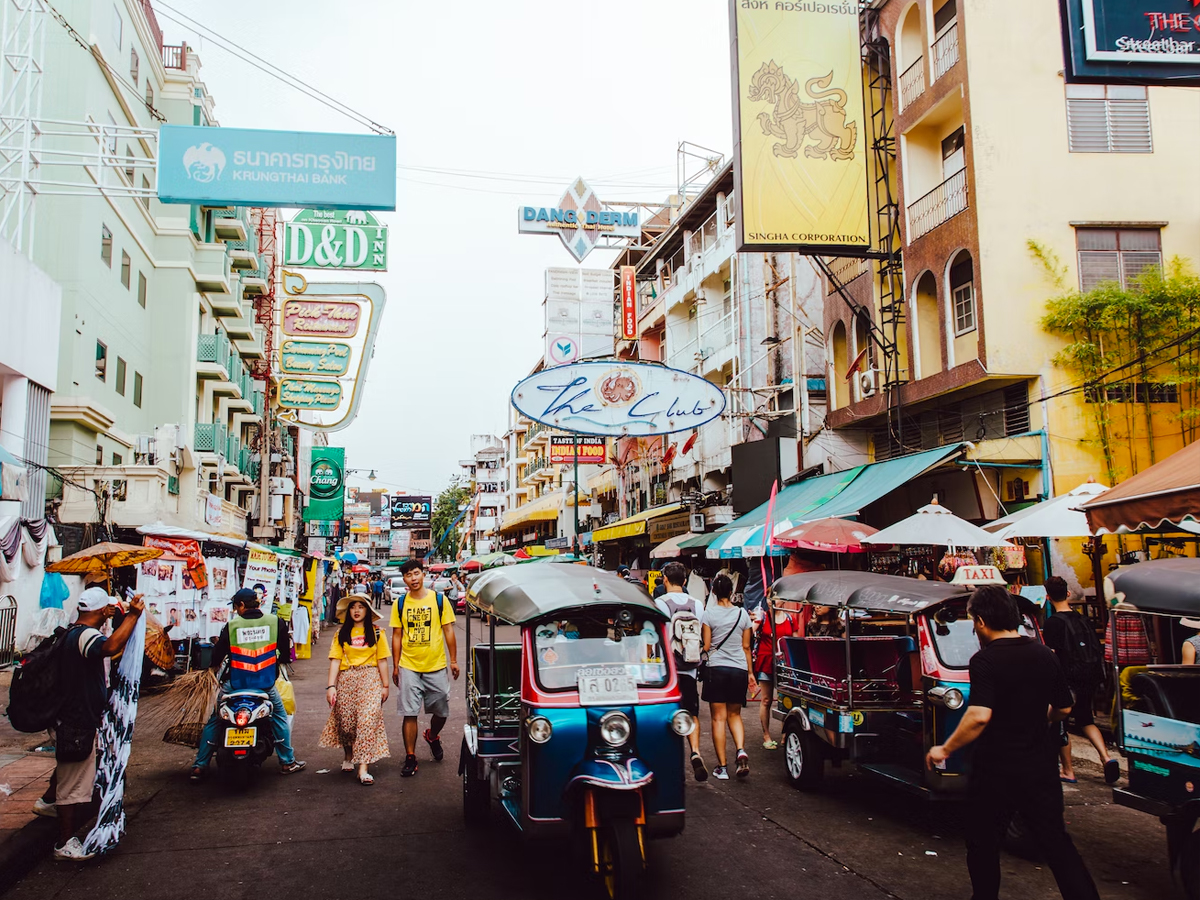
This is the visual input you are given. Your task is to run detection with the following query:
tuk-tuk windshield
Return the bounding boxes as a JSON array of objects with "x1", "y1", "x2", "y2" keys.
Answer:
[
  {"x1": 534, "y1": 613, "x2": 669, "y2": 691},
  {"x1": 927, "y1": 600, "x2": 1037, "y2": 669}
]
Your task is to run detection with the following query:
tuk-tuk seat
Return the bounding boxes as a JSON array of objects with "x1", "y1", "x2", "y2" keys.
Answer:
[
  {"x1": 470, "y1": 643, "x2": 522, "y2": 723},
  {"x1": 780, "y1": 635, "x2": 915, "y2": 705},
  {"x1": 1129, "y1": 668, "x2": 1200, "y2": 725}
]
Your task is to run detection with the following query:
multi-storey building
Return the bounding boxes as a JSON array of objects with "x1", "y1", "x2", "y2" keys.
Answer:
[{"x1": 457, "y1": 433, "x2": 506, "y2": 555}]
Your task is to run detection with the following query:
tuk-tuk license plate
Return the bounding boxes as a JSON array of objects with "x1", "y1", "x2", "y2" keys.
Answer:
[
  {"x1": 224, "y1": 727, "x2": 256, "y2": 748},
  {"x1": 578, "y1": 665, "x2": 639, "y2": 706}
]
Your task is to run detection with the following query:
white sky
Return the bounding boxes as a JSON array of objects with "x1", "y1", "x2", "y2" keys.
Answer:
[{"x1": 161, "y1": 0, "x2": 734, "y2": 496}]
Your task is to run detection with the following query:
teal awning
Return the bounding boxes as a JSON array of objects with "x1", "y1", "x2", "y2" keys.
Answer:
[{"x1": 795, "y1": 445, "x2": 965, "y2": 522}]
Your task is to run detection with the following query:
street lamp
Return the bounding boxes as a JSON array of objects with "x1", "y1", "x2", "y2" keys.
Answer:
[{"x1": 346, "y1": 468, "x2": 377, "y2": 481}]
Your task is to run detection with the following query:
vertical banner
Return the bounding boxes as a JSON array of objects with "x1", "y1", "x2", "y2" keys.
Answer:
[
  {"x1": 304, "y1": 447, "x2": 345, "y2": 521},
  {"x1": 729, "y1": 0, "x2": 870, "y2": 254},
  {"x1": 242, "y1": 547, "x2": 280, "y2": 610},
  {"x1": 620, "y1": 266, "x2": 637, "y2": 340}
]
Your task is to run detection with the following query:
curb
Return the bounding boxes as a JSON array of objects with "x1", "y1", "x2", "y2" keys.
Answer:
[{"x1": 0, "y1": 814, "x2": 57, "y2": 896}]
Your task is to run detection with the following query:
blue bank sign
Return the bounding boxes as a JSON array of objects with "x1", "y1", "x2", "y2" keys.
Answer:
[{"x1": 158, "y1": 125, "x2": 396, "y2": 210}]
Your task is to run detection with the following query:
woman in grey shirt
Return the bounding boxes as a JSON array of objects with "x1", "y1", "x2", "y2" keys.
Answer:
[{"x1": 701, "y1": 574, "x2": 756, "y2": 779}]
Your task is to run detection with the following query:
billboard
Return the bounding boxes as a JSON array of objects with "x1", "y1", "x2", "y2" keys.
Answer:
[
  {"x1": 390, "y1": 495, "x2": 433, "y2": 528},
  {"x1": 518, "y1": 177, "x2": 639, "y2": 262},
  {"x1": 303, "y1": 447, "x2": 344, "y2": 521},
  {"x1": 283, "y1": 209, "x2": 389, "y2": 271},
  {"x1": 544, "y1": 268, "x2": 615, "y2": 369},
  {"x1": 157, "y1": 125, "x2": 396, "y2": 210},
  {"x1": 729, "y1": 0, "x2": 870, "y2": 254},
  {"x1": 1062, "y1": 0, "x2": 1200, "y2": 84},
  {"x1": 549, "y1": 435, "x2": 607, "y2": 464}
]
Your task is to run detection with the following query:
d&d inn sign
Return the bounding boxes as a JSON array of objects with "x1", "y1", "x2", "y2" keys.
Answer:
[
  {"x1": 284, "y1": 209, "x2": 388, "y2": 271},
  {"x1": 511, "y1": 361, "x2": 726, "y2": 437}
]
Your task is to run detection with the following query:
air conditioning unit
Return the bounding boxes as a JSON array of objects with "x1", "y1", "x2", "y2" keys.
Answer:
[
  {"x1": 689, "y1": 513, "x2": 706, "y2": 532},
  {"x1": 859, "y1": 369, "x2": 879, "y2": 398}
]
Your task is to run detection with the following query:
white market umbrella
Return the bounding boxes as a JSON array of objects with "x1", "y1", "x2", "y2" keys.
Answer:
[
  {"x1": 862, "y1": 500, "x2": 1014, "y2": 549},
  {"x1": 982, "y1": 480, "x2": 1109, "y2": 540}
]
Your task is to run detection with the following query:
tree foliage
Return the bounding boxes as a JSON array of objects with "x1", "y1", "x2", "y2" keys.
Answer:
[{"x1": 430, "y1": 480, "x2": 470, "y2": 559}]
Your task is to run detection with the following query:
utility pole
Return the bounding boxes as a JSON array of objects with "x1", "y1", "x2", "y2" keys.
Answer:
[{"x1": 572, "y1": 434, "x2": 580, "y2": 556}]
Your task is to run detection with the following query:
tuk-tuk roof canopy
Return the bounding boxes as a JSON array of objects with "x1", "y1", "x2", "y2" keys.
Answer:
[
  {"x1": 466, "y1": 563, "x2": 660, "y2": 625},
  {"x1": 772, "y1": 571, "x2": 970, "y2": 614},
  {"x1": 1107, "y1": 558, "x2": 1200, "y2": 616}
]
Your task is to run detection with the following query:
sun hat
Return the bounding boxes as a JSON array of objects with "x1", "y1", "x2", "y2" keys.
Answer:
[
  {"x1": 76, "y1": 586, "x2": 115, "y2": 612},
  {"x1": 1180, "y1": 617, "x2": 1200, "y2": 630},
  {"x1": 336, "y1": 593, "x2": 382, "y2": 623}
]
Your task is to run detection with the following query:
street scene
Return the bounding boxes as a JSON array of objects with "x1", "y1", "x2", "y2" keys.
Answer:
[{"x1": 1, "y1": 0, "x2": 1199, "y2": 898}]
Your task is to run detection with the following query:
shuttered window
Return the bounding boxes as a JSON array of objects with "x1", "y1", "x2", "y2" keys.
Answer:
[
  {"x1": 1066, "y1": 84, "x2": 1151, "y2": 153},
  {"x1": 1076, "y1": 228, "x2": 1161, "y2": 291}
]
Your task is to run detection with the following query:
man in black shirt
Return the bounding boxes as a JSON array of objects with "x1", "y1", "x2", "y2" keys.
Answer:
[{"x1": 926, "y1": 585, "x2": 1100, "y2": 900}]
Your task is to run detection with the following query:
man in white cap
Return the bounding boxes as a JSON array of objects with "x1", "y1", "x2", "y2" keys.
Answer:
[{"x1": 40, "y1": 583, "x2": 144, "y2": 861}]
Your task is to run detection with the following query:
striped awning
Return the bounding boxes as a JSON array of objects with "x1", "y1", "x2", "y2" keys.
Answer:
[{"x1": 592, "y1": 504, "x2": 684, "y2": 543}]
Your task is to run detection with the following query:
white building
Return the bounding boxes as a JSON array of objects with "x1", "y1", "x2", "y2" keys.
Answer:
[{"x1": 459, "y1": 433, "x2": 505, "y2": 555}]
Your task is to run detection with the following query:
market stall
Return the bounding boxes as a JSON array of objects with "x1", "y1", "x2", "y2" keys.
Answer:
[{"x1": 861, "y1": 500, "x2": 1016, "y2": 582}]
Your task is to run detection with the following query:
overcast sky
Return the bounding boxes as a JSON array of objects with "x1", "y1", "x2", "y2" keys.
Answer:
[{"x1": 162, "y1": 0, "x2": 734, "y2": 496}]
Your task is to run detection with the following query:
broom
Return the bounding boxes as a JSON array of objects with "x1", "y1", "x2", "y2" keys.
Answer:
[{"x1": 138, "y1": 669, "x2": 218, "y2": 748}]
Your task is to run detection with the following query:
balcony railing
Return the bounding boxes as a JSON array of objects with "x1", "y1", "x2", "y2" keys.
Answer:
[
  {"x1": 899, "y1": 57, "x2": 925, "y2": 111},
  {"x1": 162, "y1": 42, "x2": 187, "y2": 70},
  {"x1": 197, "y1": 332, "x2": 231, "y2": 368},
  {"x1": 907, "y1": 168, "x2": 968, "y2": 241},
  {"x1": 139, "y1": 0, "x2": 164, "y2": 52},
  {"x1": 686, "y1": 208, "x2": 720, "y2": 259},
  {"x1": 932, "y1": 26, "x2": 959, "y2": 82},
  {"x1": 195, "y1": 422, "x2": 228, "y2": 454}
]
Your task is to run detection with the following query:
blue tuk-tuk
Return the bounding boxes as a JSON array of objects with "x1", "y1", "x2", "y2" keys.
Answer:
[
  {"x1": 1107, "y1": 558, "x2": 1200, "y2": 897},
  {"x1": 459, "y1": 564, "x2": 695, "y2": 900}
]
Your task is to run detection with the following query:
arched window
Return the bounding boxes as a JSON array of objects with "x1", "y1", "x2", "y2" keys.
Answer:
[
  {"x1": 831, "y1": 321, "x2": 850, "y2": 410},
  {"x1": 913, "y1": 271, "x2": 941, "y2": 380},
  {"x1": 948, "y1": 250, "x2": 975, "y2": 336}
]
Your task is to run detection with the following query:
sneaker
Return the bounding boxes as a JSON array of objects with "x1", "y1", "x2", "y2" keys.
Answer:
[
  {"x1": 53, "y1": 837, "x2": 94, "y2": 862},
  {"x1": 280, "y1": 760, "x2": 307, "y2": 775},
  {"x1": 32, "y1": 797, "x2": 56, "y2": 818},
  {"x1": 189, "y1": 765, "x2": 205, "y2": 784},
  {"x1": 690, "y1": 753, "x2": 708, "y2": 782},
  {"x1": 735, "y1": 750, "x2": 750, "y2": 778},
  {"x1": 712, "y1": 765, "x2": 729, "y2": 781},
  {"x1": 423, "y1": 728, "x2": 444, "y2": 762},
  {"x1": 400, "y1": 754, "x2": 419, "y2": 777}
]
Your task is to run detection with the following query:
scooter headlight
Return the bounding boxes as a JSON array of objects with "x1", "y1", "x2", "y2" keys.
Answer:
[
  {"x1": 599, "y1": 711, "x2": 631, "y2": 747},
  {"x1": 527, "y1": 716, "x2": 553, "y2": 744},
  {"x1": 670, "y1": 709, "x2": 696, "y2": 736}
]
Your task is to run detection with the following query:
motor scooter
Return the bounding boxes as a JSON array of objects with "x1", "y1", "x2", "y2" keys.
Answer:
[{"x1": 214, "y1": 685, "x2": 275, "y2": 788}]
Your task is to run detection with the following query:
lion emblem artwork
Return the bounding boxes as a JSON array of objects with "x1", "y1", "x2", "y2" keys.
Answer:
[
  {"x1": 747, "y1": 62, "x2": 857, "y2": 162},
  {"x1": 598, "y1": 370, "x2": 639, "y2": 406}
]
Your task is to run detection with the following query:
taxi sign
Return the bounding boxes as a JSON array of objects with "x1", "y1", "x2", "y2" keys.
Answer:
[{"x1": 949, "y1": 565, "x2": 1006, "y2": 587}]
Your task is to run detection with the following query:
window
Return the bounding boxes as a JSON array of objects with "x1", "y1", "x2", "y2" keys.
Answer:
[
  {"x1": 950, "y1": 257, "x2": 975, "y2": 335},
  {"x1": 1085, "y1": 382, "x2": 1179, "y2": 404},
  {"x1": 1076, "y1": 228, "x2": 1161, "y2": 291},
  {"x1": 141, "y1": 175, "x2": 150, "y2": 210},
  {"x1": 133, "y1": 371, "x2": 143, "y2": 408},
  {"x1": 101, "y1": 225, "x2": 112, "y2": 266},
  {"x1": 137, "y1": 271, "x2": 147, "y2": 307},
  {"x1": 116, "y1": 357, "x2": 126, "y2": 395},
  {"x1": 111, "y1": 453, "x2": 122, "y2": 466},
  {"x1": 129, "y1": 47, "x2": 138, "y2": 84},
  {"x1": 112, "y1": 6, "x2": 122, "y2": 48},
  {"x1": 934, "y1": 0, "x2": 957, "y2": 33},
  {"x1": 95, "y1": 341, "x2": 107, "y2": 381},
  {"x1": 105, "y1": 112, "x2": 117, "y2": 155},
  {"x1": 941, "y1": 127, "x2": 965, "y2": 177},
  {"x1": 120, "y1": 250, "x2": 131, "y2": 288},
  {"x1": 1066, "y1": 85, "x2": 1151, "y2": 153},
  {"x1": 124, "y1": 144, "x2": 134, "y2": 183},
  {"x1": 96, "y1": 445, "x2": 103, "y2": 465}
]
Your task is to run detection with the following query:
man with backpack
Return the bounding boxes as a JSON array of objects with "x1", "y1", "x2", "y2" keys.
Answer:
[
  {"x1": 653, "y1": 561, "x2": 708, "y2": 781},
  {"x1": 1042, "y1": 576, "x2": 1120, "y2": 785},
  {"x1": 390, "y1": 557, "x2": 458, "y2": 777}
]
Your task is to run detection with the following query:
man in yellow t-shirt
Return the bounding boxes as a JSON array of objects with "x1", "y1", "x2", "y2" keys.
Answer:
[{"x1": 390, "y1": 558, "x2": 458, "y2": 777}]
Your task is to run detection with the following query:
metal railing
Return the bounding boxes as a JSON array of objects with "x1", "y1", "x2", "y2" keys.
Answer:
[
  {"x1": 697, "y1": 311, "x2": 734, "y2": 364},
  {"x1": 139, "y1": 0, "x2": 164, "y2": 52},
  {"x1": 932, "y1": 26, "x2": 959, "y2": 82},
  {"x1": 906, "y1": 168, "x2": 968, "y2": 241},
  {"x1": 686, "y1": 208, "x2": 720, "y2": 259},
  {"x1": 899, "y1": 57, "x2": 925, "y2": 111},
  {"x1": 0, "y1": 596, "x2": 16, "y2": 667},
  {"x1": 161, "y1": 42, "x2": 187, "y2": 70}
]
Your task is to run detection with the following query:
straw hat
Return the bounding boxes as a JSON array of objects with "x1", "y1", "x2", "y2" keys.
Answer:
[
  {"x1": 336, "y1": 592, "x2": 382, "y2": 623},
  {"x1": 1180, "y1": 617, "x2": 1200, "y2": 631}
]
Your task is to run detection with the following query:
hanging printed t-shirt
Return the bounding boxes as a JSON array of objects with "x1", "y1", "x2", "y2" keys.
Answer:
[
  {"x1": 291, "y1": 604, "x2": 311, "y2": 646},
  {"x1": 201, "y1": 600, "x2": 232, "y2": 640},
  {"x1": 205, "y1": 558, "x2": 237, "y2": 602},
  {"x1": 389, "y1": 591, "x2": 455, "y2": 673},
  {"x1": 329, "y1": 624, "x2": 390, "y2": 670}
]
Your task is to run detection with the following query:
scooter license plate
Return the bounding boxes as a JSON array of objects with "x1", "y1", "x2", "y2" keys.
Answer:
[
  {"x1": 224, "y1": 727, "x2": 256, "y2": 748},
  {"x1": 577, "y1": 665, "x2": 639, "y2": 706}
]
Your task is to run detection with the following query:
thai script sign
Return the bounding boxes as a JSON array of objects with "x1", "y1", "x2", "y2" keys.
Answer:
[
  {"x1": 283, "y1": 209, "x2": 389, "y2": 271},
  {"x1": 549, "y1": 435, "x2": 607, "y2": 464},
  {"x1": 279, "y1": 378, "x2": 343, "y2": 410},
  {"x1": 390, "y1": 495, "x2": 432, "y2": 528},
  {"x1": 282, "y1": 299, "x2": 362, "y2": 338},
  {"x1": 280, "y1": 341, "x2": 352, "y2": 377},
  {"x1": 518, "y1": 178, "x2": 639, "y2": 262},
  {"x1": 303, "y1": 447, "x2": 345, "y2": 522},
  {"x1": 512, "y1": 361, "x2": 726, "y2": 437},
  {"x1": 157, "y1": 125, "x2": 396, "y2": 210},
  {"x1": 730, "y1": 0, "x2": 870, "y2": 254},
  {"x1": 620, "y1": 266, "x2": 637, "y2": 340}
]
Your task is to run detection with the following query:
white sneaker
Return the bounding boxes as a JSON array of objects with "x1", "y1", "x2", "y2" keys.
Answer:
[
  {"x1": 53, "y1": 837, "x2": 95, "y2": 861},
  {"x1": 712, "y1": 765, "x2": 729, "y2": 781},
  {"x1": 32, "y1": 797, "x2": 57, "y2": 818}
]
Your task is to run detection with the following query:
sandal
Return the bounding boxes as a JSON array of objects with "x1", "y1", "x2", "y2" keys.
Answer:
[
  {"x1": 341, "y1": 761, "x2": 355, "y2": 773},
  {"x1": 358, "y1": 772, "x2": 374, "y2": 786},
  {"x1": 762, "y1": 739, "x2": 779, "y2": 750}
]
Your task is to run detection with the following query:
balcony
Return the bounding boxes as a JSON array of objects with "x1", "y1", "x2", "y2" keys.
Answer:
[
  {"x1": 197, "y1": 332, "x2": 231, "y2": 378},
  {"x1": 234, "y1": 324, "x2": 266, "y2": 360},
  {"x1": 932, "y1": 26, "x2": 959, "y2": 82},
  {"x1": 192, "y1": 242, "x2": 232, "y2": 295},
  {"x1": 161, "y1": 42, "x2": 187, "y2": 71},
  {"x1": 907, "y1": 169, "x2": 968, "y2": 241},
  {"x1": 194, "y1": 422, "x2": 228, "y2": 455},
  {"x1": 899, "y1": 57, "x2": 925, "y2": 111},
  {"x1": 55, "y1": 466, "x2": 179, "y2": 529},
  {"x1": 213, "y1": 208, "x2": 250, "y2": 242},
  {"x1": 226, "y1": 305, "x2": 257, "y2": 341},
  {"x1": 522, "y1": 422, "x2": 549, "y2": 450}
]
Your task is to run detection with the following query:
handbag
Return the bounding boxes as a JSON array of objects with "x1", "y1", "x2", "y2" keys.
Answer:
[
  {"x1": 698, "y1": 613, "x2": 741, "y2": 682},
  {"x1": 275, "y1": 671, "x2": 296, "y2": 715}
]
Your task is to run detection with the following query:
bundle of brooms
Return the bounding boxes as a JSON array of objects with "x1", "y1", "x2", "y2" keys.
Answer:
[{"x1": 139, "y1": 668, "x2": 218, "y2": 748}]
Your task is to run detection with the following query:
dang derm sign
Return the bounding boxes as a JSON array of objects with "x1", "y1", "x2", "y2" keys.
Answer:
[
  {"x1": 158, "y1": 125, "x2": 397, "y2": 210},
  {"x1": 511, "y1": 361, "x2": 726, "y2": 437}
]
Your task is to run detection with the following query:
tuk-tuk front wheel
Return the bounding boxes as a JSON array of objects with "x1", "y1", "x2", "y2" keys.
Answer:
[
  {"x1": 783, "y1": 719, "x2": 824, "y2": 790},
  {"x1": 597, "y1": 819, "x2": 644, "y2": 900}
]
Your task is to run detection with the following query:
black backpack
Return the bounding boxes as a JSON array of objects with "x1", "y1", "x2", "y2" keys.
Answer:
[
  {"x1": 1058, "y1": 612, "x2": 1104, "y2": 689},
  {"x1": 5, "y1": 625, "x2": 84, "y2": 733}
]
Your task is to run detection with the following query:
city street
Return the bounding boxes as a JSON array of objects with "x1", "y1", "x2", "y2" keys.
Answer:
[{"x1": 3, "y1": 620, "x2": 1171, "y2": 900}]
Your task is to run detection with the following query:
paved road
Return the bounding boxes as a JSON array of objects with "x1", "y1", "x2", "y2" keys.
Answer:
[{"x1": 5, "y1": 618, "x2": 1172, "y2": 900}]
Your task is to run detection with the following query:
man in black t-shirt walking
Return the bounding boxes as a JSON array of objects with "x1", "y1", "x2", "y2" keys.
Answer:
[{"x1": 926, "y1": 585, "x2": 1100, "y2": 900}]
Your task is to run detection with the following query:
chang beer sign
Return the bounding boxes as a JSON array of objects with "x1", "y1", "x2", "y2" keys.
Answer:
[
  {"x1": 284, "y1": 209, "x2": 389, "y2": 271},
  {"x1": 304, "y1": 447, "x2": 345, "y2": 521}
]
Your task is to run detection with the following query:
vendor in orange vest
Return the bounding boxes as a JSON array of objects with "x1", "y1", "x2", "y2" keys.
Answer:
[{"x1": 189, "y1": 588, "x2": 307, "y2": 781}]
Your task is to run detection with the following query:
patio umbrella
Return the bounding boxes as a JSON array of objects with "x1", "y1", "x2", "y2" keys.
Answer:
[
  {"x1": 983, "y1": 480, "x2": 1109, "y2": 540},
  {"x1": 774, "y1": 517, "x2": 880, "y2": 553},
  {"x1": 462, "y1": 552, "x2": 516, "y2": 572},
  {"x1": 47, "y1": 542, "x2": 163, "y2": 576},
  {"x1": 512, "y1": 548, "x2": 532, "y2": 560},
  {"x1": 862, "y1": 501, "x2": 1014, "y2": 549}
]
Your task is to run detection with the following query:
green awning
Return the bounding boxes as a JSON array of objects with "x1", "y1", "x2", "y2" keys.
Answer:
[{"x1": 794, "y1": 445, "x2": 964, "y2": 522}]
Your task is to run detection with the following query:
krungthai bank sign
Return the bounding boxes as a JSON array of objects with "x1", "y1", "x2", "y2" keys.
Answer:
[{"x1": 517, "y1": 177, "x2": 639, "y2": 262}]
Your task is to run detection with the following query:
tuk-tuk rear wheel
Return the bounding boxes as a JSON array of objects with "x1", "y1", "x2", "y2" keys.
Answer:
[
  {"x1": 598, "y1": 820, "x2": 644, "y2": 900},
  {"x1": 1177, "y1": 827, "x2": 1200, "y2": 899},
  {"x1": 783, "y1": 720, "x2": 824, "y2": 790}
]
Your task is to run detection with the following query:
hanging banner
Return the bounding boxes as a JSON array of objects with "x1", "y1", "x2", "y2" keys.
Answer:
[
  {"x1": 620, "y1": 266, "x2": 637, "y2": 340},
  {"x1": 242, "y1": 547, "x2": 279, "y2": 600},
  {"x1": 729, "y1": 0, "x2": 871, "y2": 254},
  {"x1": 390, "y1": 530, "x2": 411, "y2": 558},
  {"x1": 283, "y1": 209, "x2": 389, "y2": 271},
  {"x1": 549, "y1": 435, "x2": 607, "y2": 464},
  {"x1": 304, "y1": 447, "x2": 345, "y2": 521},
  {"x1": 142, "y1": 536, "x2": 208, "y2": 590}
]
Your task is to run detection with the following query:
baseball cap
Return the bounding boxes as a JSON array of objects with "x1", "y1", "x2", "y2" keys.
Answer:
[{"x1": 77, "y1": 586, "x2": 115, "y2": 612}]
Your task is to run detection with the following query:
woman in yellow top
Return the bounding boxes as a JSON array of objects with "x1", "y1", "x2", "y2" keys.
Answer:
[{"x1": 319, "y1": 590, "x2": 391, "y2": 785}]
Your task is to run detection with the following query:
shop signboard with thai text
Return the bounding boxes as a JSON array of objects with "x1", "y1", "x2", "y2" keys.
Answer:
[
  {"x1": 549, "y1": 435, "x2": 607, "y2": 464},
  {"x1": 648, "y1": 512, "x2": 692, "y2": 544},
  {"x1": 283, "y1": 209, "x2": 389, "y2": 271},
  {"x1": 280, "y1": 341, "x2": 352, "y2": 377},
  {"x1": 279, "y1": 378, "x2": 343, "y2": 410}
]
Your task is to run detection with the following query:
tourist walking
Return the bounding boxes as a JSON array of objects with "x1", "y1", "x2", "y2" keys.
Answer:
[
  {"x1": 701, "y1": 574, "x2": 755, "y2": 780},
  {"x1": 653, "y1": 561, "x2": 708, "y2": 781},
  {"x1": 320, "y1": 588, "x2": 390, "y2": 784},
  {"x1": 752, "y1": 599, "x2": 799, "y2": 749},
  {"x1": 390, "y1": 558, "x2": 458, "y2": 777},
  {"x1": 926, "y1": 585, "x2": 1100, "y2": 900}
]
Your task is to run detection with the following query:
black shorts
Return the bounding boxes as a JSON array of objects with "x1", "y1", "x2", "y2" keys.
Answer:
[
  {"x1": 702, "y1": 666, "x2": 749, "y2": 705},
  {"x1": 1068, "y1": 685, "x2": 1097, "y2": 729},
  {"x1": 678, "y1": 674, "x2": 700, "y2": 717}
]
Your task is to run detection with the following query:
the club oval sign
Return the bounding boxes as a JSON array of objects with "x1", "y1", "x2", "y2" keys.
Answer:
[{"x1": 511, "y1": 361, "x2": 726, "y2": 436}]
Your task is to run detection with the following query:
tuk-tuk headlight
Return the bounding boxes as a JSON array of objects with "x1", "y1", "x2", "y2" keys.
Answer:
[
  {"x1": 599, "y1": 711, "x2": 631, "y2": 747},
  {"x1": 670, "y1": 709, "x2": 696, "y2": 736},
  {"x1": 527, "y1": 716, "x2": 553, "y2": 744},
  {"x1": 929, "y1": 686, "x2": 965, "y2": 711}
]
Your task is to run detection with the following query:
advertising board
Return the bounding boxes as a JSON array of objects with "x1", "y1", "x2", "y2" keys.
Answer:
[
  {"x1": 620, "y1": 266, "x2": 637, "y2": 340},
  {"x1": 280, "y1": 341, "x2": 352, "y2": 377},
  {"x1": 1062, "y1": 0, "x2": 1200, "y2": 83},
  {"x1": 283, "y1": 209, "x2": 389, "y2": 271},
  {"x1": 549, "y1": 435, "x2": 607, "y2": 464},
  {"x1": 518, "y1": 177, "x2": 639, "y2": 262},
  {"x1": 303, "y1": 447, "x2": 345, "y2": 521},
  {"x1": 390, "y1": 495, "x2": 433, "y2": 528}
]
